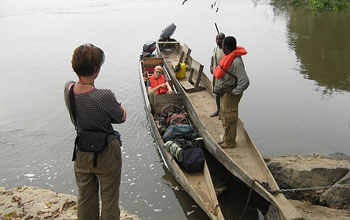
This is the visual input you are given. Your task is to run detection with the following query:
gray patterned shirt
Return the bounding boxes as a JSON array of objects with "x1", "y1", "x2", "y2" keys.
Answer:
[
  {"x1": 64, "y1": 81, "x2": 124, "y2": 134},
  {"x1": 217, "y1": 56, "x2": 250, "y2": 95}
]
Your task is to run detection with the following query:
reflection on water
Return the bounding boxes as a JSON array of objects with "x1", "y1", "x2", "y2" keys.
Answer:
[
  {"x1": 203, "y1": 149, "x2": 268, "y2": 220},
  {"x1": 161, "y1": 171, "x2": 211, "y2": 220},
  {"x1": 286, "y1": 9, "x2": 350, "y2": 95}
]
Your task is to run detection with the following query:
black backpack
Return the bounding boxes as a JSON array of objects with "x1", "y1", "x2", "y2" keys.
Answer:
[{"x1": 173, "y1": 138, "x2": 204, "y2": 173}]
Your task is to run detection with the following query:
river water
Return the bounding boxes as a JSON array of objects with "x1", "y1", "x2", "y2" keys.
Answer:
[{"x1": 0, "y1": 0, "x2": 349, "y2": 219}]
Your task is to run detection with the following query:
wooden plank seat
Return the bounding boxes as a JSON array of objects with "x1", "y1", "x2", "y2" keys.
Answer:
[
  {"x1": 181, "y1": 59, "x2": 206, "y2": 93},
  {"x1": 157, "y1": 41, "x2": 180, "y2": 54},
  {"x1": 142, "y1": 57, "x2": 164, "y2": 79},
  {"x1": 179, "y1": 43, "x2": 191, "y2": 65},
  {"x1": 172, "y1": 43, "x2": 192, "y2": 70},
  {"x1": 153, "y1": 93, "x2": 183, "y2": 117},
  {"x1": 168, "y1": 44, "x2": 204, "y2": 93}
]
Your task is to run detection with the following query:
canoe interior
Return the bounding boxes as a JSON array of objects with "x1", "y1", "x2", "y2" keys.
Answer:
[{"x1": 139, "y1": 57, "x2": 225, "y2": 220}]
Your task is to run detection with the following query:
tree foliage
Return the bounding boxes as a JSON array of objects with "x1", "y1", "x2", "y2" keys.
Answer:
[
  {"x1": 309, "y1": 0, "x2": 350, "y2": 11},
  {"x1": 183, "y1": 0, "x2": 349, "y2": 11},
  {"x1": 261, "y1": 0, "x2": 348, "y2": 11}
]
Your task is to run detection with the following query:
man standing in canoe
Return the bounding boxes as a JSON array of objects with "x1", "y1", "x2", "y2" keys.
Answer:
[
  {"x1": 210, "y1": 32, "x2": 225, "y2": 118},
  {"x1": 214, "y1": 36, "x2": 249, "y2": 148}
]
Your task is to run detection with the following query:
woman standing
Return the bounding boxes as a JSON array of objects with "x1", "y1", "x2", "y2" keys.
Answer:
[{"x1": 64, "y1": 44, "x2": 126, "y2": 220}]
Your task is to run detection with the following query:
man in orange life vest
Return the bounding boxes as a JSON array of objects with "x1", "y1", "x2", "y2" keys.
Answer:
[
  {"x1": 147, "y1": 65, "x2": 173, "y2": 106},
  {"x1": 214, "y1": 36, "x2": 249, "y2": 148}
]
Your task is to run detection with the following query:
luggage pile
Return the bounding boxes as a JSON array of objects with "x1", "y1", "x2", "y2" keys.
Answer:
[{"x1": 159, "y1": 104, "x2": 205, "y2": 173}]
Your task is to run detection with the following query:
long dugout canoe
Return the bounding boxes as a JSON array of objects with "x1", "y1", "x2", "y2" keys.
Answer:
[
  {"x1": 156, "y1": 41, "x2": 303, "y2": 220},
  {"x1": 139, "y1": 56, "x2": 225, "y2": 220}
]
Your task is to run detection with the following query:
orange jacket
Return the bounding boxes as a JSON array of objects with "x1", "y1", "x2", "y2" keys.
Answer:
[
  {"x1": 214, "y1": 46, "x2": 247, "y2": 79},
  {"x1": 149, "y1": 74, "x2": 168, "y2": 94}
]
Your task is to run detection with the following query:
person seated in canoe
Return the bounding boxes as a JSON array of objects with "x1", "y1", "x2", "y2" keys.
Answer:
[
  {"x1": 147, "y1": 65, "x2": 174, "y2": 106},
  {"x1": 147, "y1": 66, "x2": 173, "y2": 95}
]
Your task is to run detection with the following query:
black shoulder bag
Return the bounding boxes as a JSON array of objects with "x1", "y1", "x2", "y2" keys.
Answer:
[{"x1": 69, "y1": 84, "x2": 108, "y2": 167}]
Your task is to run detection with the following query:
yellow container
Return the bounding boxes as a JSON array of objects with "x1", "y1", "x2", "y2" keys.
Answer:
[{"x1": 175, "y1": 63, "x2": 186, "y2": 80}]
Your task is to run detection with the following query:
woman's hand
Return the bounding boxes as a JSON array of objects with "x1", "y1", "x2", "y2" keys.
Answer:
[{"x1": 121, "y1": 106, "x2": 127, "y2": 122}]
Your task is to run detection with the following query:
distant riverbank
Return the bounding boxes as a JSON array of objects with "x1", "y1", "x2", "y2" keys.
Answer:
[{"x1": 271, "y1": 0, "x2": 349, "y2": 11}]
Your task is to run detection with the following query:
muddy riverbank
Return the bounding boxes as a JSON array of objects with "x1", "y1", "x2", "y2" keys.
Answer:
[
  {"x1": 1, "y1": 186, "x2": 349, "y2": 220},
  {"x1": 1, "y1": 153, "x2": 350, "y2": 220},
  {"x1": 0, "y1": 186, "x2": 140, "y2": 220}
]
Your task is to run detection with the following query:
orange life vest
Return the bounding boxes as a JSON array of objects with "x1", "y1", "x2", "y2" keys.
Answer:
[
  {"x1": 149, "y1": 74, "x2": 168, "y2": 95},
  {"x1": 214, "y1": 46, "x2": 247, "y2": 79}
]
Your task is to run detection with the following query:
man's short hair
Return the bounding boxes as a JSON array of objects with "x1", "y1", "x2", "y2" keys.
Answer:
[
  {"x1": 223, "y1": 36, "x2": 237, "y2": 51},
  {"x1": 217, "y1": 33, "x2": 225, "y2": 38}
]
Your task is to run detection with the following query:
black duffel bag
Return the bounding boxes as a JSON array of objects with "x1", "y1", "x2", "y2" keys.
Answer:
[
  {"x1": 180, "y1": 147, "x2": 204, "y2": 173},
  {"x1": 173, "y1": 138, "x2": 204, "y2": 173}
]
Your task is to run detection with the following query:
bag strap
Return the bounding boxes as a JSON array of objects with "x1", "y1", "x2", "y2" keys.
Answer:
[
  {"x1": 69, "y1": 84, "x2": 78, "y2": 129},
  {"x1": 69, "y1": 83, "x2": 100, "y2": 167},
  {"x1": 69, "y1": 84, "x2": 78, "y2": 162}
]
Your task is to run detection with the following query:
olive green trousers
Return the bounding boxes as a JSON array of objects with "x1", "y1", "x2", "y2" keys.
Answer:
[
  {"x1": 220, "y1": 92, "x2": 242, "y2": 147},
  {"x1": 74, "y1": 139, "x2": 122, "y2": 220}
]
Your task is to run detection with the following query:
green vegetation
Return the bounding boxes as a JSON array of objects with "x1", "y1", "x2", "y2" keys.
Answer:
[
  {"x1": 3, "y1": 212, "x2": 17, "y2": 218},
  {"x1": 272, "y1": 0, "x2": 350, "y2": 11},
  {"x1": 310, "y1": 0, "x2": 350, "y2": 10}
]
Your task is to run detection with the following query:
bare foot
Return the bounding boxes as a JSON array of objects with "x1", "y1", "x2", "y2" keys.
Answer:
[{"x1": 210, "y1": 111, "x2": 219, "y2": 117}]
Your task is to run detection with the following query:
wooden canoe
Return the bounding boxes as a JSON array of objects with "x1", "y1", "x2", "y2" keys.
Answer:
[
  {"x1": 139, "y1": 56, "x2": 225, "y2": 220},
  {"x1": 156, "y1": 41, "x2": 303, "y2": 220}
]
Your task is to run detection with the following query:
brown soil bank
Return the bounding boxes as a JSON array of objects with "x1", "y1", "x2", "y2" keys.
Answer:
[
  {"x1": 0, "y1": 186, "x2": 140, "y2": 220},
  {"x1": 1, "y1": 153, "x2": 350, "y2": 220},
  {"x1": 1, "y1": 186, "x2": 349, "y2": 220},
  {"x1": 290, "y1": 200, "x2": 350, "y2": 220}
]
